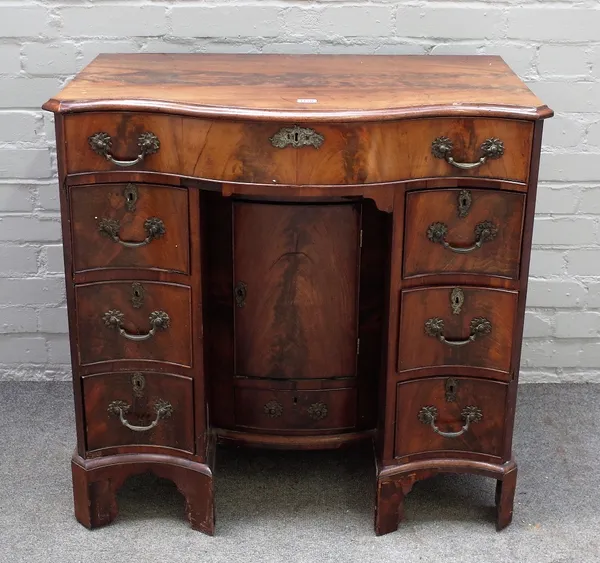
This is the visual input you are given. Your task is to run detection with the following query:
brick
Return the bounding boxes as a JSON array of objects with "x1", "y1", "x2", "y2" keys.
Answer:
[
  {"x1": 568, "y1": 250, "x2": 600, "y2": 276},
  {"x1": 508, "y1": 8, "x2": 600, "y2": 41},
  {"x1": 529, "y1": 250, "x2": 565, "y2": 277},
  {"x1": 481, "y1": 44, "x2": 535, "y2": 78},
  {"x1": 22, "y1": 43, "x2": 78, "y2": 76},
  {"x1": 579, "y1": 343, "x2": 600, "y2": 368},
  {"x1": 45, "y1": 245, "x2": 64, "y2": 274},
  {"x1": 38, "y1": 183, "x2": 60, "y2": 211},
  {"x1": 0, "y1": 44, "x2": 21, "y2": 75},
  {"x1": 142, "y1": 41, "x2": 195, "y2": 55},
  {"x1": 430, "y1": 44, "x2": 481, "y2": 56},
  {"x1": 0, "y1": 149, "x2": 51, "y2": 179},
  {"x1": 0, "y1": 77, "x2": 62, "y2": 108},
  {"x1": 521, "y1": 340, "x2": 582, "y2": 368},
  {"x1": 0, "y1": 112, "x2": 43, "y2": 143},
  {"x1": 0, "y1": 245, "x2": 37, "y2": 275},
  {"x1": 579, "y1": 189, "x2": 600, "y2": 215},
  {"x1": 523, "y1": 311, "x2": 553, "y2": 338},
  {"x1": 319, "y1": 6, "x2": 393, "y2": 38},
  {"x1": 535, "y1": 185, "x2": 578, "y2": 214},
  {"x1": 396, "y1": 7, "x2": 505, "y2": 40},
  {"x1": 0, "y1": 336, "x2": 47, "y2": 363},
  {"x1": 542, "y1": 114, "x2": 584, "y2": 149},
  {"x1": 585, "y1": 283, "x2": 600, "y2": 308},
  {"x1": 172, "y1": 6, "x2": 282, "y2": 38},
  {"x1": 532, "y1": 217, "x2": 596, "y2": 246},
  {"x1": 587, "y1": 121, "x2": 600, "y2": 147},
  {"x1": 526, "y1": 280, "x2": 587, "y2": 308},
  {"x1": 0, "y1": 217, "x2": 61, "y2": 242},
  {"x1": 79, "y1": 41, "x2": 139, "y2": 70},
  {"x1": 0, "y1": 307, "x2": 37, "y2": 334},
  {"x1": 47, "y1": 336, "x2": 71, "y2": 364},
  {"x1": 203, "y1": 42, "x2": 262, "y2": 54},
  {"x1": 539, "y1": 153, "x2": 600, "y2": 182},
  {"x1": 43, "y1": 112, "x2": 55, "y2": 146},
  {"x1": 61, "y1": 6, "x2": 166, "y2": 37},
  {"x1": 375, "y1": 43, "x2": 427, "y2": 56},
  {"x1": 538, "y1": 45, "x2": 589, "y2": 77},
  {"x1": 0, "y1": 278, "x2": 64, "y2": 306},
  {"x1": 528, "y1": 81, "x2": 600, "y2": 113},
  {"x1": 555, "y1": 311, "x2": 600, "y2": 338},
  {"x1": 39, "y1": 307, "x2": 68, "y2": 334},
  {"x1": 0, "y1": 7, "x2": 52, "y2": 38},
  {"x1": 0, "y1": 185, "x2": 34, "y2": 212},
  {"x1": 263, "y1": 43, "x2": 318, "y2": 55}
]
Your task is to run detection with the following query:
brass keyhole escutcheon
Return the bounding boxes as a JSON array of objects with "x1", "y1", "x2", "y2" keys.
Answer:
[
  {"x1": 131, "y1": 373, "x2": 146, "y2": 398},
  {"x1": 457, "y1": 189, "x2": 472, "y2": 218},
  {"x1": 123, "y1": 183, "x2": 138, "y2": 212},
  {"x1": 445, "y1": 378, "x2": 458, "y2": 402},
  {"x1": 450, "y1": 287, "x2": 464, "y2": 315},
  {"x1": 131, "y1": 282, "x2": 145, "y2": 309},
  {"x1": 234, "y1": 281, "x2": 247, "y2": 308}
]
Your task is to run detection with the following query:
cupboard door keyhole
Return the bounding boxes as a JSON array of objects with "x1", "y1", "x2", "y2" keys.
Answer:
[{"x1": 234, "y1": 281, "x2": 247, "y2": 308}]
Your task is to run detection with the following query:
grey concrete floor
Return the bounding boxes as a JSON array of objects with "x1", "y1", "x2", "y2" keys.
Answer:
[{"x1": 0, "y1": 382, "x2": 599, "y2": 563}]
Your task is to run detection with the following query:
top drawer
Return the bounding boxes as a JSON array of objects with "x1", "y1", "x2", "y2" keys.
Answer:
[{"x1": 63, "y1": 113, "x2": 534, "y2": 185}]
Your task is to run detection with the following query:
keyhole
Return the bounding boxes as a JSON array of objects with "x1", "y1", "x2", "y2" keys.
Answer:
[
  {"x1": 294, "y1": 132, "x2": 299, "y2": 143},
  {"x1": 127, "y1": 193, "x2": 134, "y2": 202},
  {"x1": 134, "y1": 288, "x2": 140, "y2": 298},
  {"x1": 448, "y1": 383, "x2": 456, "y2": 394},
  {"x1": 461, "y1": 196, "x2": 467, "y2": 207},
  {"x1": 453, "y1": 295, "x2": 460, "y2": 306},
  {"x1": 293, "y1": 397, "x2": 298, "y2": 405}
]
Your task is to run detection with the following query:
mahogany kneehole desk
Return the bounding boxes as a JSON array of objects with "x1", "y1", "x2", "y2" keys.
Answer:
[{"x1": 43, "y1": 54, "x2": 552, "y2": 535}]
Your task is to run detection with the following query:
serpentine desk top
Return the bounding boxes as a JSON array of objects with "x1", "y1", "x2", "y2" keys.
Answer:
[{"x1": 43, "y1": 54, "x2": 551, "y2": 121}]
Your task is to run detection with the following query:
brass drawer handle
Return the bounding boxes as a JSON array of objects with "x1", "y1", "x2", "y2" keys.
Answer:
[
  {"x1": 264, "y1": 400, "x2": 283, "y2": 418},
  {"x1": 417, "y1": 405, "x2": 483, "y2": 438},
  {"x1": 427, "y1": 220, "x2": 497, "y2": 253},
  {"x1": 270, "y1": 125, "x2": 324, "y2": 149},
  {"x1": 425, "y1": 316, "x2": 491, "y2": 347},
  {"x1": 107, "y1": 399, "x2": 173, "y2": 432},
  {"x1": 88, "y1": 131, "x2": 160, "y2": 167},
  {"x1": 103, "y1": 309, "x2": 170, "y2": 341},
  {"x1": 432, "y1": 136, "x2": 504, "y2": 170},
  {"x1": 98, "y1": 217, "x2": 166, "y2": 248},
  {"x1": 307, "y1": 402, "x2": 328, "y2": 421}
]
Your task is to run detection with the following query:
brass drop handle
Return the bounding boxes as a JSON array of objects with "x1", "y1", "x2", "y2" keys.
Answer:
[
  {"x1": 427, "y1": 220, "x2": 498, "y2": 253},
  {"x1": 418, "y1": 405, "x2": 483, "y2": 438},
  {"x1": 425, "y1": 316, "x2": 491, "y2": 347},
  {"x1": 103, "y1": 310, "x2": 170, "y2": 341},
  {"x1": 88, "y1": 131, "x2": 160, "y2": 167},
  {"x1": 431, "y1": 136, "x2": 504, "y2": 169},
  {"x1": 107, "y1": 399, "x2": 173, "y2": 432},
  {"x1": 98, "y1": 217, "x2": 166, "y2": 248}
]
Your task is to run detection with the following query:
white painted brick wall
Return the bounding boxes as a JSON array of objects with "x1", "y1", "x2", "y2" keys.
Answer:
[{"x1": 0, "y1": 0, "x2": 598, "y2": 383}]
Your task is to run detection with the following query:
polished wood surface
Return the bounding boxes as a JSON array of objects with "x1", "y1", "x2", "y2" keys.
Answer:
[
  {"x1": 403, "y1": 188, "x2": 525, "y2": 279},
  {"x1": 394, "y1": 377, "x2": 508, "y2": 460},
  {"x1": 397, "y1": 286, "x2": 518, "y2": 376},
  {"x1": 233, "y1": 202, "x2": 359, "y2": 380},
  {"x1": 75, "y1": 281, "x2": 192, "y2": 367},
  {"x1": 234, "y1": 386, "x2": 357, "y2": 433},
  {"x1": 83, "y1": 372, "x2": 194, "y2": 453},
  {"x1": 44, "y1": 54, "x2": 552, "y2": 536},
  {"x1": 70, "y1": 183, "x2": 190, "y2": 274},
  {"x1": 44, "y1": 54, "x2": 551, "y2": 121},
  {"x1": 62, "y1": 112, "x2": 533, "y2": 184}
]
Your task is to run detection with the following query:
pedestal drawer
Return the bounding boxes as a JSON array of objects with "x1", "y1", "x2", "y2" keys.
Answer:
[
  {"x1": 75, "y1": 281, "x2": 192, "y2": 367},
  {"x1": 394, "y1": 377, "x2": 508, "y2": 460},
  {"x1": 403, "y1": 188, "x2": 525, "y2": 280},
  {"x1": 83, "y1": 372, "x2": 194, "y2": 453},
  {"x1": 397, "y1": 286, "x2": 517, "y2": 376},
  {"x1": 234, "y1": 386, "x2": 357, "y2": 433},
  {"x1": 70, "y1": 183, "x2": 190, "y2": 274}
]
